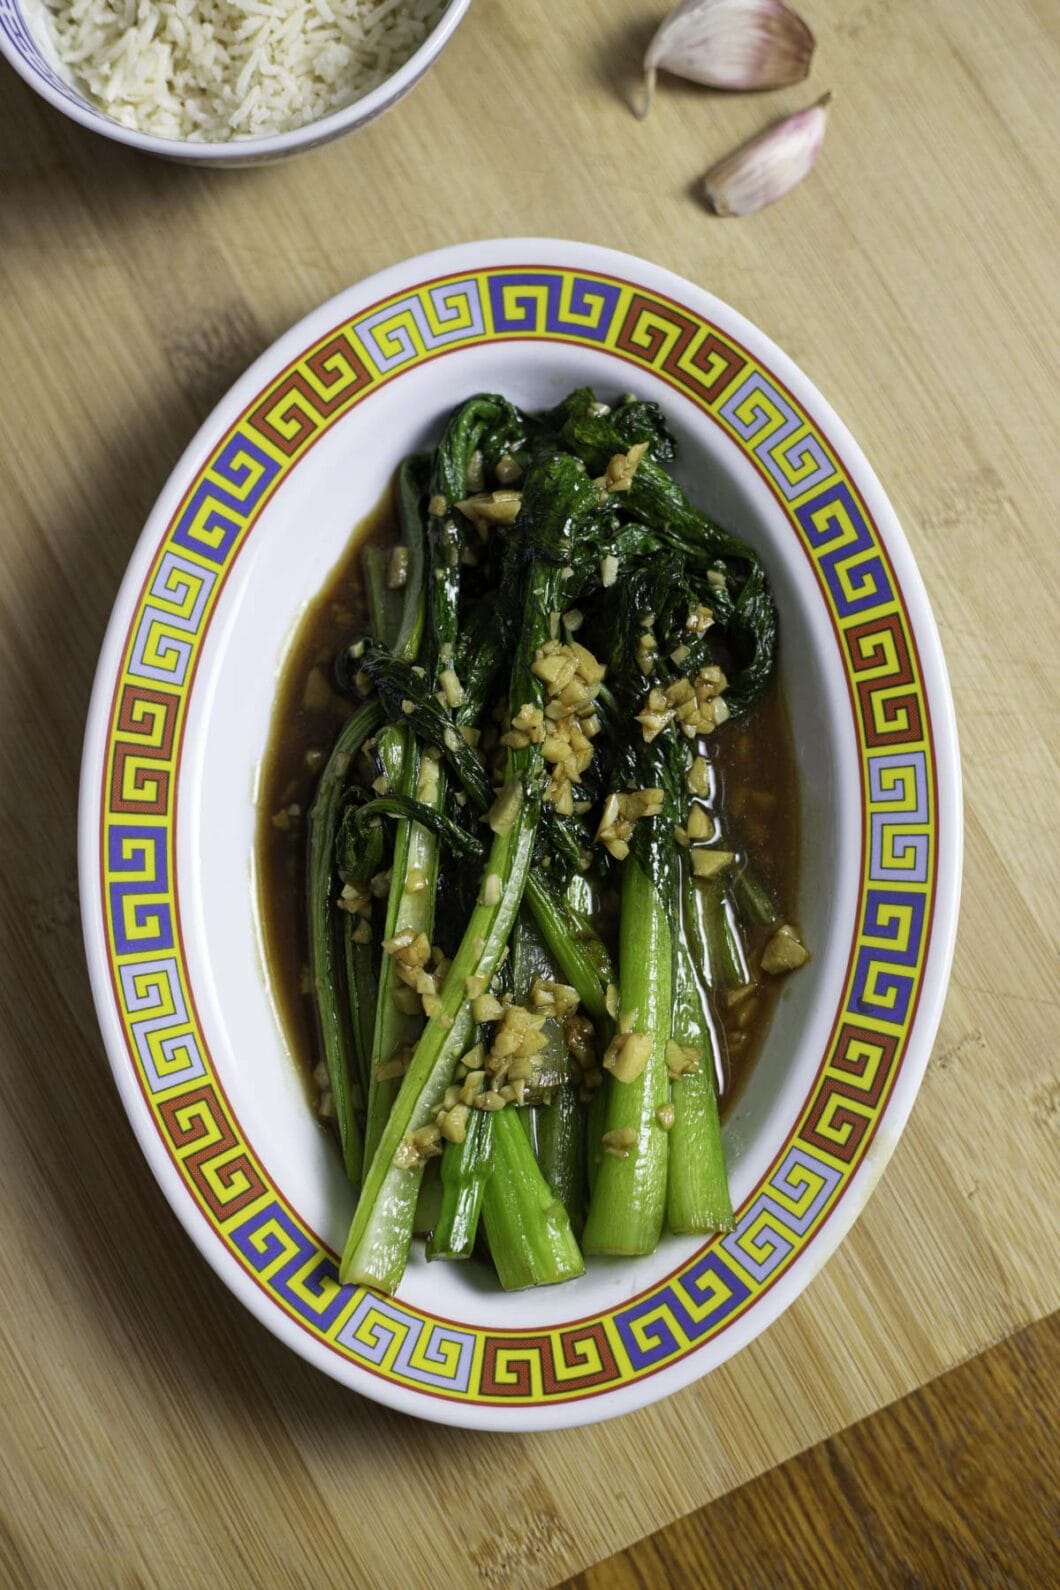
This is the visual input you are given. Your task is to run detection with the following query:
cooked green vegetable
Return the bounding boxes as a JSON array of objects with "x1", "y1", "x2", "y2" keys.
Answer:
[
  {"x1": 580, "y1": 707, "x2": 679, "y2": 1255},
  {"x1": 668, "y1": 857, "x2": 734, "y2": 1235},
  {"x1": 427, "y1": 1110, "x2": 494, "y2": 1262},
  {"x1": 483, "y1": 1107, "x2": 584, "y2": 1291},
  {"x1": 306, "y1": 698, "x2": 383, "y2": 1186},
  {"x1": 294, "y1": 387, "x2": 805, "y2": 1292},
  {"x1": 361, "y1": 461, "x2": 433, "y2": 1166}
]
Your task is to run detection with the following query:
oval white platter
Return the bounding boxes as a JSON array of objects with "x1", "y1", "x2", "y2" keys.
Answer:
[{"x1": 79, "y1": 239, "x2": 961, "y2": 1429}]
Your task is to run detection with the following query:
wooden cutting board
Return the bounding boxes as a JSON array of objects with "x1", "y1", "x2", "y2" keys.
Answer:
[{"x1": 0, "y1": 0, "x2": 1056, "y2": 1583}]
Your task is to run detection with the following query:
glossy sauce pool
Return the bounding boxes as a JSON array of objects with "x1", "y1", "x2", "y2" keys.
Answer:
[{"x1": 257, "y1": 484, "x2": 800, "y2": 1115}]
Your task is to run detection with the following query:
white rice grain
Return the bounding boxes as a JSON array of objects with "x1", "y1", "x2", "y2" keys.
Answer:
[{"x1": 39, "y1": 0, "x2": 445, "y2": 141}]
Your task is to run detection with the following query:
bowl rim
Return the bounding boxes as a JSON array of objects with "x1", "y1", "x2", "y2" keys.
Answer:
[
  {"x1": 78, "y1": 237, "x2": 963, "y2": 1429},
  {"x1": 0, "y1": 0, "x2": 470, "y2": 160}
]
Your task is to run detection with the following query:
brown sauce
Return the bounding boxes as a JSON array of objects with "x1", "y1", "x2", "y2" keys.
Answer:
[
  {"x1": 710, "y1": 695, "x2": 800, "y2": 1095},
  {"x1": 257, "y1": 484, "x2": 800, "y2": 1116}
]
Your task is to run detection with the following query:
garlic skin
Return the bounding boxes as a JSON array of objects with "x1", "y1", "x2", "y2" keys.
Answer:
[
  {"x1": 702, "y1": 92, "x2": 832, "y2": 217},
  {"x1": 634, "y1": 0, "x2": 815, "y2": 119}
]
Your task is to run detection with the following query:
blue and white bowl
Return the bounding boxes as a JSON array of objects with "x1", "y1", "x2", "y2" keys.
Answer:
[{"x1": 0, "y1": 0, "x2": 470, "y2": 166}]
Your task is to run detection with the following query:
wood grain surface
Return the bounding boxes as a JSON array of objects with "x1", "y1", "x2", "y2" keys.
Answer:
[
  {"x1": 569, "y1": 1311, "x2": 1060, "y2": 1589},
  {"x1": 0, "y1": 0, "x2": 1057, "y2": 1584}
]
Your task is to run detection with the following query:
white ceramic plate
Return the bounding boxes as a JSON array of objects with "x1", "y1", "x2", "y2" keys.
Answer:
[{"x1": 79, "y1": 239, "x2": 961, "y2": 1430}]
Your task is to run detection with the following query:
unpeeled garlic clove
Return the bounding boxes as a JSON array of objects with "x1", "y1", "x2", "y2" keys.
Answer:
[
  {"x1": 634, "y1": 0, "x2": 815, "y2": 118},
  {"x1": 702, "y1": 92, "x2": 832, "y2": 217}
]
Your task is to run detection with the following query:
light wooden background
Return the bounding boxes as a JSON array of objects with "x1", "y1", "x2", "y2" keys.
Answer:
[{"x1": 1, "y1": 0, "x2": 1057, "y2": 1584}]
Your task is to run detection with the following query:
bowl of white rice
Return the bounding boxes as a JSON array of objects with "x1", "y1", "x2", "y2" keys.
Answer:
[{"x1": 0, "y1": 0, "x2": 469, "y2": 164}]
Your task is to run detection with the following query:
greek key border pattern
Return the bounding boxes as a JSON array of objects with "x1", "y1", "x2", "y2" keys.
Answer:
[{"x1": 99, "y1": 267, "x2": 936, "y2": 1404}]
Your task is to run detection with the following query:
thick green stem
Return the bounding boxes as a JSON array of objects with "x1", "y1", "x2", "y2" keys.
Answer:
[
  {"x1": 363, "y1": 545, "x2": 404, "y2": 649},
  {"x1": 361, "y1": 458, "x2": 435, "y2": 1162},
  {"x1": 695, "y1": 876, "x2": 752, "y2": 990},
  {"x1": 732, "y1": 859, "x2": 778, "y2": 932},
  {"x1": 342, "y1": 914, "x2": 376, "y2": 1103},
  {"x1": 667, "y1": 860, "x2": 733, "y2": 1235},
  {"x1": 306, "y1": 700, "x2": 383, "y2": 1187},
  {"x1": 413, "y1": 1157, "x2": 443, "y2": 1237},
  {"x1": 586, "y1": 1085, "x2": 608, "y2": 1193},
  {"x1": 364, "y1": 744, "x2": 443, "y2": 1164},
  {"x1": 509, "y1": 912, "x2": 586, "y2": 1237},
  {"x1": 582, "y1": 853, "x2": 672, "y2": 1256},
  {"x1": 535, "y1": 1086, "x2": 585, "y2": 1239},
  {"x1": 482, "y1": 1108, "x2": 584, "y2": 1290},
  {"x1": 427, "y1": 1112, "x2": 495, "y2": 1261}
]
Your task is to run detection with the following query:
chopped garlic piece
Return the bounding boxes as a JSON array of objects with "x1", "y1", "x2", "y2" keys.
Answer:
[
  {"x1": 387, "y1": 545, "x2": 409, "y2": 589},
  {"x1": 761, "y1": 923, "x2": 810, "y2": 975},
  {"x1": 438, "y1": 667, "x2": 465, "y2": 709},
  {"x1": 601, "y1": 1126, "x2": 638, "y2": 1158},
  {"x1": 690, "y1": 848, "x2": 735, "y2": 880},
  {"x1": 664, "y1": 1040, "x2": 701, "y2": 1078},
  {"x1": 480, "y1": 872, "x2": 503, "y2": 907},
  {"x1": 602, "y1": 1031, "x2": 653, "y2": 1083}
]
